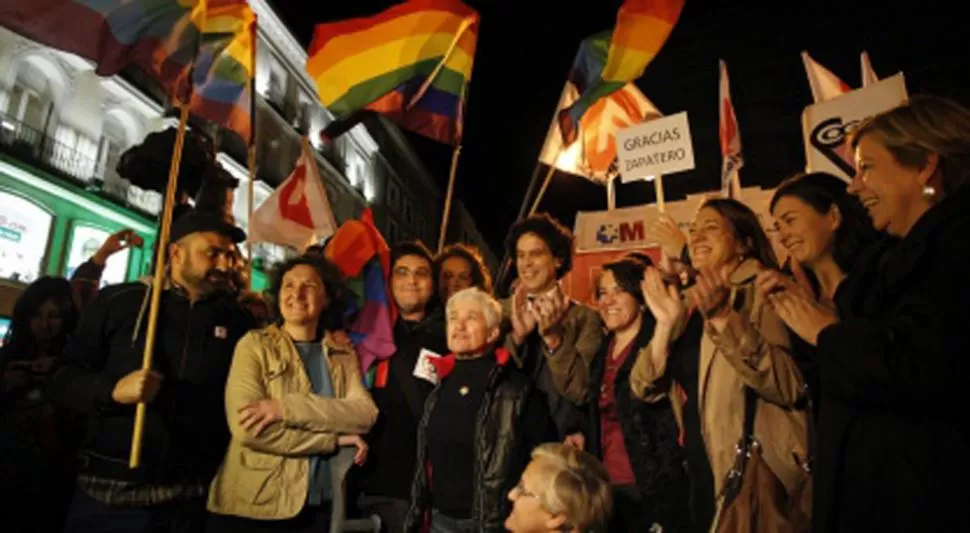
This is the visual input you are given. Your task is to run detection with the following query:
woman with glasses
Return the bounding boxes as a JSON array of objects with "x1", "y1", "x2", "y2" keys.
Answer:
[{"x1": 504, "y1": 443, "x2": 613, "y2": 533}]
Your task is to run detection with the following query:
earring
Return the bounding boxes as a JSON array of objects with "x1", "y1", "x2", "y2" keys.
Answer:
[{"x1": 922, "y1": 185, "x2": 937, "y2": 199}]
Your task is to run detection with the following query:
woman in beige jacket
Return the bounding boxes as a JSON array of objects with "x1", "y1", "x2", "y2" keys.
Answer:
[
  {"x1": 631, "y1": 199, "x2": 810, "y2": 533},
  {"x1": 207, "y1": 255, "x2": 378, "y2": 532}
]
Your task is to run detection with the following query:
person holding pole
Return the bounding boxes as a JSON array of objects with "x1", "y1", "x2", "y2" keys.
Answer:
[{"x1": 50, "y1": 209, "x2": 256, "y2": 533}]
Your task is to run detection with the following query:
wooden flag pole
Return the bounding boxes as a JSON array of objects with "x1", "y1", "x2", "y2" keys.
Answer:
[
  {"x1": 606, "y1": 175, "x2": 617, "y2": 211},
  {"x1": 130, "y1": 103, "x2": 191, "y2": 468},
  {"x1": 653, "y1": 175, "x2": 666, "y2": 213},
  {"x1": 437, "y1": 144, "x2": 462, "y2": 252},
  {"x1": 528, "y1": 163, "x2": 557, "y2": 216},
  {"x1": 246, "y1": 144, "x2": 256, "y2": 287}
]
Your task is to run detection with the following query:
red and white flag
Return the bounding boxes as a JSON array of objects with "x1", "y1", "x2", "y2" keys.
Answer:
[
  {"x1": 249, "y1": 139, "x2": 338, "y2": 250},
  {"x1": 801, "y1": 51, "x2": 851, "y2": 102},
  {"x1": 860, "y1": 51, "x2": 879, "y2": 87},
  {"x1": 719, "y1": 60, "x2": 743, "y2": 198}
]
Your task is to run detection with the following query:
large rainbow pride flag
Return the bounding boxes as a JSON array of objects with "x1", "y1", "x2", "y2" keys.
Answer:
[
  {"x1": 0, "y1": 0, "x2": 255, "y2": 142},
  {"x1": 559, "y1": 0, "x2": 684, "y2": 144},
  {"x1": 307, "y1": 0, "x2": 478, "y2": 145}
]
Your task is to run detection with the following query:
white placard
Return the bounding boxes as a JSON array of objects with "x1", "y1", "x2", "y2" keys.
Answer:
[
  {"x1": 413, "y1": 348, "x2": 443, "y2": 385},
  {"x1": 616, "y1": 111, "x2": 695, "y2": 182},
  {"x1": 802, "y1": 74, "x2": 908, "y2": 181}
]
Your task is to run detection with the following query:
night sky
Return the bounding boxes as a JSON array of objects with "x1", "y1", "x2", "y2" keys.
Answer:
[{"x1": 272, "y1": 0, "x2": 970, "y2": 253}]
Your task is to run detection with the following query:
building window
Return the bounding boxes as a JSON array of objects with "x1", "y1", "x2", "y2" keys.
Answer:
[
  {"x1": 0, "y1": 191, "x2": 53, "y2": 284},
  {"x1": 403, "y1": 200, "x2": 413, "y2": 225},
  {"x1": 64, "y1": 224, "x2": 130, "y2": 286},
  {"x1": 387, "y1": 180, "x2": 400, "y2": 209},
  {"x1": 388, "y1": 219, "x2": 399, "y2": 244}
]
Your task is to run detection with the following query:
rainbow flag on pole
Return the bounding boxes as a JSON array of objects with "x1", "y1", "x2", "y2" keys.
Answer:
[
  {"x1": 189, "y1": 1, "x2": 256, "y2": 143},
  {"x1": 0, "y1": 0, "x2": 255, "y2": 141},
  {"x1": 307, "y1": 0, "x2": 478, "y2": 145},
  {"x1": 559, "y1": 0, "x2": 684, "y2": 144}
]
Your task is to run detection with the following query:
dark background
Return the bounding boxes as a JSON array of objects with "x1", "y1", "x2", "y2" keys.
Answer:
[{"x1": 273, "y1": 0, "x2": 970, "y2": 253}]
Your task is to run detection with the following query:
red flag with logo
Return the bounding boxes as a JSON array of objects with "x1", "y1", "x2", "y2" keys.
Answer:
[{"x1": 249, "y1": 139, "x2": 337, "y2": 250}]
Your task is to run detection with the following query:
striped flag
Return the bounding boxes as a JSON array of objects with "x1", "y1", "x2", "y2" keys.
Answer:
[
  {"x1": 801, "y1": 51, "x2": 851, "y2": 102},
  {"x1": 860, "y1": 51, "x2": 879, "y2": 87},
  {"x1": 558, "y1": 0, "x2": 684, "y2": 144},
  {"x1": 324, "y1": 208, "x2": 397, "y2": 385},
  {"x1": 307, "y1": 0, "x2": 478, "y2": 145},
  {"x1": 0, "y1": 0, "x2": 255, "y2": 141},
  {"x1": 539, "y1": 36, "x2": 661, "y2": 185},
  {"x1": 718, "y1": 60, "x2": 743, "y2": 198},
  {"x1": 188, "y1": 0, "x2": 256, "y2": 143}
]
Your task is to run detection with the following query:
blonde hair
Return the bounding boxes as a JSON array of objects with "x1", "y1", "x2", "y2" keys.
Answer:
[
  {"x1": 446, "y1": 287, "x2": 503, "y2": 330},
  {"x1": 851, "y1": 95, "x2": 970, "y2": 195},
  {"x1": 530, "y1": 443, "x2": 612, "y2": 533}
]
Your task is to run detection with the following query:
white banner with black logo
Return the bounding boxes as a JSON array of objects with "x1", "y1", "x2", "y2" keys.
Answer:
[{"x1": 802, "y1": 74, "x2": 908, "y2": 181}]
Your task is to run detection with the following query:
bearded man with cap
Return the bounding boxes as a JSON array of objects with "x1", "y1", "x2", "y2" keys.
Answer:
[{"x1": 50, "y1": 209, "x2": 257, "y2": 533}]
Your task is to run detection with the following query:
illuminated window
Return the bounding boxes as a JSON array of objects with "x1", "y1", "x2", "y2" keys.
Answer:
[{"x1": 0, "y1": 191, "x2": 53, "y2": 284}]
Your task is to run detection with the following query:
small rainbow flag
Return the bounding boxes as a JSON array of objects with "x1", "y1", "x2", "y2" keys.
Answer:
[
  {"x1": 189, "y1": 0, "x2": 256, "y2": 143},
  {"x1": 307, "y1": 0, "x2": 478, "y2": 145},
  {"x1": 559, "y1": 0, "x2": 684, "y2": 144},
  {"x1": 325, "y1": 209, "x2": 398, "y2": 384}
]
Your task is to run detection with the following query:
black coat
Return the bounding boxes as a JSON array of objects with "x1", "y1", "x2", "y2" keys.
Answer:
[
  {"x1": 405, "y1": 348, "x2": 555, "y2": 533},
  {"x1": 813, "y1": 189, "x2": 970, "y2": 532},
  {"x1": 583, "y1": 318, "x2": 688, "y2": 532}
]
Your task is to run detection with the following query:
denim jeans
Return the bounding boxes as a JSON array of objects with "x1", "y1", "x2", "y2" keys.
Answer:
[{"x1": 62, "y1": 488, "x2": 206, "y2": 533}]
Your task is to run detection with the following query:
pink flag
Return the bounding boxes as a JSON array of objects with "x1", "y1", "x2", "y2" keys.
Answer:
[
  {"x1": 718, "y1": 60, "x2": 743, "y2": 198},
  {"x1": 801, "y1": 51, "x2": 852, "y2": 103},
  {"x1": 860, "y1": 51, "x2": 879, "y2": 87},
  {"x1": 249, "y1": 140, "x2": 338, "y2": 250}
]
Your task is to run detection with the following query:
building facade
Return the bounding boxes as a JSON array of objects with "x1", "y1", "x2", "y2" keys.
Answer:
[{"x1": 0, "y1": 1, "x2": 495, "y2": 318}]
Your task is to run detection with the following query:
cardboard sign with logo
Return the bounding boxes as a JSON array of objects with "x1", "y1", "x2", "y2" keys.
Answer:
[
  {"x1": 802, "y1": 74, "x2": 908, "y2": 181},
  {"x1": 616, "y1": 111, "x2": 696, "y2": 183}
]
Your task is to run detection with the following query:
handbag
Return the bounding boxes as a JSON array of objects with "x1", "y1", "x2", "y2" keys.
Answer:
[{"x1": 715, "y1": 388, "x2": 812, "y2": 533}]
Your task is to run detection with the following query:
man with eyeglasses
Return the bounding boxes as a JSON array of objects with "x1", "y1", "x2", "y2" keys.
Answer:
[{"x1": 358, "y1": 241, "x2": 447, "y2": 533}]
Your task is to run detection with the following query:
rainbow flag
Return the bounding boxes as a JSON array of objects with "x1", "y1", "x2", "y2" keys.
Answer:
[
  {"x1": 325, "y1": 209, "x2": 398, "y2": 384},
  {"x1": 0, "y1": 0, "x2": 205, "y2": 95},
  {"x1": 189, "y1": 0, "x2": 256, "y2": 143},
  {"x1": 0, "y1": 0, "x2": 254, "y2": 141},
  {"x1": 307, "y1": 0, "x2": 478, "y2": 145},
  {"x1": 559, "y1": 0, "x2": 684, "y2": 144}
]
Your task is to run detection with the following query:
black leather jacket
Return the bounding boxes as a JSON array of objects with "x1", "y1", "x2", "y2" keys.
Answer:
[{"x1": 404, "y1": 348, "x2": 555, "y2": 533}]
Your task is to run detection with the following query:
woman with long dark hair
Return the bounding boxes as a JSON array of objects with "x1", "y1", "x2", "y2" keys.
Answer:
[
  {"x1": 0, "y1": 276, "x2": 79, "y2": 532},
  {"x1": 630, "y1": 198, "x2": 810, "y2": 532}
]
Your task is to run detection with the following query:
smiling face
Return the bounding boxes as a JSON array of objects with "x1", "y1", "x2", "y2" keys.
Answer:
[
  {"x1": 278, "y1": 264, "x2": 327, "y2": 327},
  {"x1": 772, "y1": 195, "x2": 840, "y2": 265},
  {"x1": 446, "y1": 296, "x2": 498, "y2": 355},
  {"x1": 515, "y1": 232, "x2": 561, "y2": 294},
  {"x1": 688, "y1": 206, "x2": 745, "y2": 270},
  {"x1": 391, "y1": 254, "x2": 434, "y2": 317},
  {"x1": 595, "y1": 270, "x2": 641, "y2": 333},
  {"x1": 849, "y1": 135, "x2": 934, "y2": 236}
]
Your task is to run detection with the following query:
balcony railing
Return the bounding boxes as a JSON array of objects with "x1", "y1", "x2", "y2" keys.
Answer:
[
  {"x1": 0, "y1": 112, "x2": 104, "y2": 184},
  {"x1": 0, "y1": 111, "x2": 162, "y2": 216}
]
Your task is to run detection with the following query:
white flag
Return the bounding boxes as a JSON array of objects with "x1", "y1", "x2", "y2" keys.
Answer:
[
  {"x1": 860, "y1": 51, "x2": 879, "y2": 87},
  {"x1": 249, "y1": 139, "x2": 338, "y2": 250},
  {"x1": 718, "y1": 60, "x2": 743, "y2": 198},
  {"x1": 801, "y1": 51, "x2": 851, "y2": 103}
]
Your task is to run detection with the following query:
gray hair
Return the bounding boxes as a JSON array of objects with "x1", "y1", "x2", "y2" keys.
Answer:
[{"x1": 446, "y1": 287, "x2": 503, "y2": 331}]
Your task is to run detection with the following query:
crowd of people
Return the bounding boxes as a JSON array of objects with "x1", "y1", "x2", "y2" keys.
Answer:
[{"x1": 1, "y1": 95, "x2": 968, "y2": 533}]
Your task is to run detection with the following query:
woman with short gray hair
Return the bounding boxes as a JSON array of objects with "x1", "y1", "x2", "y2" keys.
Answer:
[{"x1": 405, "y1": 288, "x2": 556, "y2": 533}]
